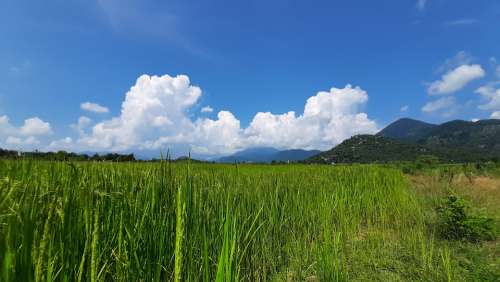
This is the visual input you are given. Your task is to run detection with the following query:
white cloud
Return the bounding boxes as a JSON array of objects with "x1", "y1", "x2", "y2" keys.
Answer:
[
  {"x1": 496, "y1": 66, "x2": 500, "y2": 78},
  {"x1": 78, "y1": 74, "x2": 377, "y2": 155},
  {"x1": 491, "y1": 111, "x2": 500, "y2": 119},
  {"x1": 6, "y1": 136, "x2": 39, "y2": 146},
  {"x1": 400, "y1": 105, "x2": 409, "y2": 112},
  {"x1": 47, "y1": 137, "x2": 74, "y2": 151},
  {"x1": 471, "y1": 118, "x2": 479, "y2": 122},
  {"x1": 0, "y1": 115, "x2": 16, "y2": 136},
  {"x1": 437, "y1": 51, "x2": 473, "y2": 74},
  {"x1": 19, "y1": 117, "x2": 52, "y2": 136},
  {"x1": 81, "y1": 102, "x2": 110, "y2": 114},
  {"x1": 416, "y1": 0, "x2": 427, "y2": 11},
  {"x1": 242, "y1": 85, "x2": 377, "y2": 150},
  {"x1": 428, "y1": 64, "x2": 485, "y2": 95},
  {"x1": 79, "y1": 74, "x2": 202, "y2": 151},
  {"x1": 71, "y1": 116, "x2": 92, "y2": 136},
  {"x1": 0, "y1": 116, "x2": 50, "y2": 150},
  {"x1": 445, "y1": 18, "x2": 479, "y2": 26},
  {"x1": 422, "y1": 96, "x2": 458, "y2": 117},
  {"x1": 201, "y1": 106, "x2": 213, "y2": 113},
  {"x1": 476, "y1": 84, "x2": 500, "y2": 111}
]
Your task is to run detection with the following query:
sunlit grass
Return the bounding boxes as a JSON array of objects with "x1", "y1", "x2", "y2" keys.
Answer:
[{"x1": 0, "y1": 160, "x2": 497, "y2": 281}]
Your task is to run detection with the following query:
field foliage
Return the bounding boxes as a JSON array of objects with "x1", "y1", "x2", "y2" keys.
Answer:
[{"x1": 0, "y1": 160, "x2": 498, "y2": 281}]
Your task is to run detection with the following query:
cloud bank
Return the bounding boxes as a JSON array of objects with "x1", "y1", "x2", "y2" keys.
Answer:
[{"x1": 69, "y1": 74, "x2": 378, "y2": 156}]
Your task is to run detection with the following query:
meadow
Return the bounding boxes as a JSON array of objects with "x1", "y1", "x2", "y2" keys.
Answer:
[{"x1": 0, "y1": 160, "x2": 498, "y2": 281}]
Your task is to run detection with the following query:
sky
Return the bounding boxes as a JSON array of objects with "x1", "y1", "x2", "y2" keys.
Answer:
[{"x1": 1, "y1": 0, "x2": 500, "y2": 158}]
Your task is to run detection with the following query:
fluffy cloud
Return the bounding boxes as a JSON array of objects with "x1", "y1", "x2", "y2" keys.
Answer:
[
  {"x1": 201, "y1": 106, "x2": 214, "y2": 113},
  {"x1": 242, "y1": 85, "x2": 377, "y2": 150},
  {"x1": 79, "y1": 74, "x2": 202, "y2": 151},
  {"x1": 0, "y1": 116, "x2": 51, "y2": 150},
  {"x1": 47, "y1": 137, "x2": 74, "y2": 151},
  {"x1": 77, "y1": 74, "x2": 377, "y2": 155},
  {"x1": 19, "y1": 117, "x2": 52, "y2": 135},
  {"x1": 422, "y1": 96, "x2": 458, "y2": 117},
  {"x1": 81, "y1": 102, "x2": 110, "y2": 114},
  {"x1": 492, "y1": 111, "x2": 500, "y2": 119},
  {"x1": 71, "y1": 116, "x2": 92, "y2": 136},
  {"x1": 428, "y1": 65, "x2": 485, "y2": 95},
  {"x1": 476, "y1": 84, "x2": 500, "y2": 111},
  {"x1": 400, "y1": 105, "x2": 409, "y2": 112},
  {"x1": 6, "y1": 136, "x2": 39, "y2": 146}
]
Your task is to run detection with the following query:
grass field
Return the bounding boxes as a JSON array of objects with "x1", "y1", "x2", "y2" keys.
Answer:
[{"x1": 0, "y1": 160, "x2": 498, "y2": 281}]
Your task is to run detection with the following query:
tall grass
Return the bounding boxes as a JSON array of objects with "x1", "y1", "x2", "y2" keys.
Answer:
[{"x1": 0, "y1": 160, "x2": 467, "y2": 281}]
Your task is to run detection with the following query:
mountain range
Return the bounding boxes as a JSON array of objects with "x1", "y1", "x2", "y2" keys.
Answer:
[
  {"x1": 311, "y1": 118, "x2": 500, "y2": 163},
  {"x1": 217, "y1": 147, "x2": 321, "y2": 163}
]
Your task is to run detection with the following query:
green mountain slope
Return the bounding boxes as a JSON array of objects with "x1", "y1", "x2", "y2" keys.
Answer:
[
  {"x1": 377, "y1": 118, "x2": 437, "y2": 142},
  {"x1": 308, "y1": 135, "x2": 433, "y2": 163},
  {"x1": 309, "y1": 118, "x2": 500, "y2": 163}
]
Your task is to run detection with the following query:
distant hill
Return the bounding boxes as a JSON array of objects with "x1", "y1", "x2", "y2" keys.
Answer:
[
  {"x1": 308, "y1": 135, "x2": 433, "y2": 164},
  {"x1": 218, "y1": 147, "x2": 320, "y2": 163},
  {"x1": 377, "y1": 118, "x2": 437, "y2": 142},
  {"x1": 419, "y1": 119, "x2": 500, "y2": 150},
  {"x1": 309, "y1": 118, "x2": 500, "y2": 163},
  {"x1": 272, "y1": 149, "x2": 321, "y2": 162}
]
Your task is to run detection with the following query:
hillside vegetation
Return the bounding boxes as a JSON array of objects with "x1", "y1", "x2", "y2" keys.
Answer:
[{"x1": 311, "y1": 118, "x2": 500, "y2": 164}]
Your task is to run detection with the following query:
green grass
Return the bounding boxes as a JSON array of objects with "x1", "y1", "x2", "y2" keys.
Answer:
[{"x1": 0, "y1": 160, "x2": 498, "y2": 281}]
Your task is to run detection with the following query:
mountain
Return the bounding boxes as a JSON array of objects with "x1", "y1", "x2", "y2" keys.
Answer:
[
  {"x1": 419, "y1": 119, "x2": 500, "y2": 150},
  {"x1": 308, "y1": 135, "x2": 432, "y2": 164},
  {"x1": 308, "y1": 118, "x2": 500, "y2": 164},
  {"x1": 272, "y1": 149, "x2": 321, "y2": 162},
  {"x1": 218, "y1": 147, "x2": 280, "y2": 163},
  {"x1": 218, "y1": 147, "x2": 321, "y2": 163},
  {"x1": 377, "y1": 118, "x2": 437, "y2": 142}
]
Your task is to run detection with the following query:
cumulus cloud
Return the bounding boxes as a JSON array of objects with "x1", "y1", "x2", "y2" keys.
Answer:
[
  {"x1": 77, "y1": 74, "x2": 377, "y2": 155},
  {"x1": 71, "y1": 116, "x2": 92, "y2": 136},
  {"x1": 47, "y1": 137, "x2": 74, "y2": 151},
  {"x1": 0, "y1": 115, "x2": 52, "y2": 150},
  {"x1": 201, "y1": 106, "x2": 214, "y2": 113},
  {"x1": 19, "y1": 117, "x2": 52, "y2": 135},
  {"x1": 81, "y1": 102, "x2": 110, "y2": 114},
  {"x1": 437, "y1": 51, "x2": 473, "y2": 73},
  {"x1": 428, "y1": 64, "x2": 485, "y2": 95},
  {"x1": 79, "y1": 74, "x2": 202, "y2": 151},
  {"x1": 242, "y1": 85, "x2": 377, "y2": 150},
  {"x1": 492, "y1": 111, "x2": 500, "y2": 119},
  {"x1": 476, "y1": 84, "x2": 500, "y2": 111},
  {"x1": 422, "y1": 96, "x2": 458, "y2": 117},
  {"x1": 0, "y1": 115, "x2": 16, "y2": 136},
  {"x1": 400, "y1": 105, "x2": 409, "y2": 112},
  {"x1": 6, "y1": 136, "x2": 39, "y2": 146}
]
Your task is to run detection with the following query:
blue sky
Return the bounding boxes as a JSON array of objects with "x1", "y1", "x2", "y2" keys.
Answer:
[{"x1": 1, "y1": 0, "x2": 500, "y2": 157}]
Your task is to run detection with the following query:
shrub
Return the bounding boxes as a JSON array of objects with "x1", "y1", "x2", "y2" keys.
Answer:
[{"x1": 436, "y1": 195, "x2": 497, "y2": 242}]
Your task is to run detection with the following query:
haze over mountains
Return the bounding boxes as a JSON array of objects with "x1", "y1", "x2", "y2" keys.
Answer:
[{"x1": 217, "y1": 148, "x2": 320, "y2": 163}]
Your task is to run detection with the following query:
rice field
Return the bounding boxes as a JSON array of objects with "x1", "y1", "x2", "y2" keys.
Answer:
[{"x1": 0, "y1": 160, "x2": 498, "y2": 281}]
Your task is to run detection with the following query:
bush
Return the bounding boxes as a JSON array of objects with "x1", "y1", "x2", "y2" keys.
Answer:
[{"x1": 436, "y1": 195, "x2": 496, "y2": 242}]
